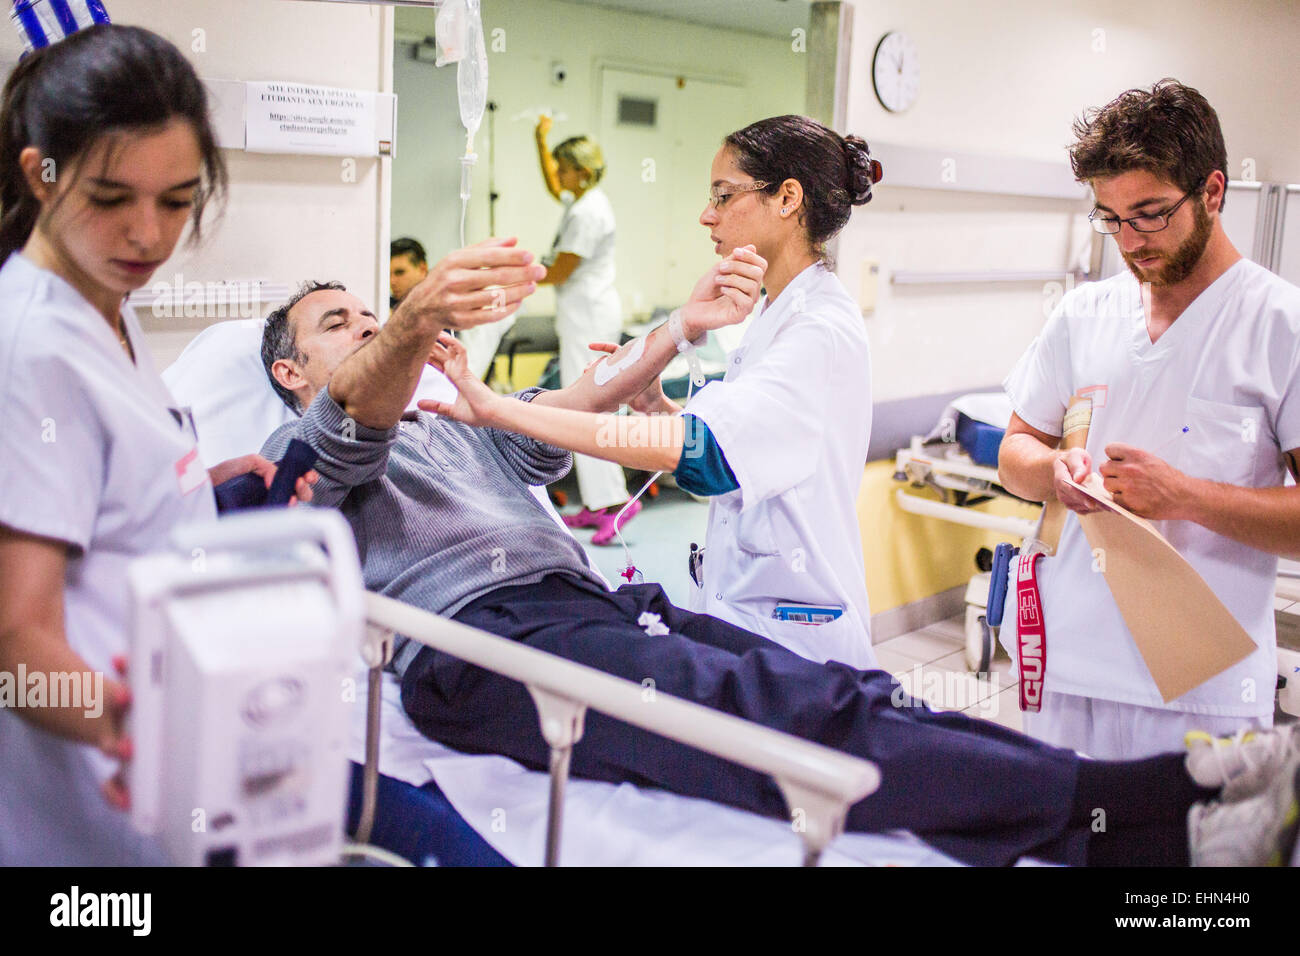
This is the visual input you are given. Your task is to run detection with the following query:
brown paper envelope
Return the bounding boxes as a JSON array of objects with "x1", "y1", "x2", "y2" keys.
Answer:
[{"x1": 1062, "y1": 477, "x2": 1257, "y2": 703}]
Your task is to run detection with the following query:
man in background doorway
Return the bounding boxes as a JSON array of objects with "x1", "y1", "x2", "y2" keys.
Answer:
[{"x1": 390, "y1": 236, "x2": 429, "y2": 310}]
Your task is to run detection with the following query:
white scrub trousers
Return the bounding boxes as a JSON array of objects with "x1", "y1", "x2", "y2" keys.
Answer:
[
  {"x1": 557, "y1": 314, "x2": 629, "y2": 511},
  {"x1": 1022, "y1": 691, "x2": 1269, "y2": 760}
]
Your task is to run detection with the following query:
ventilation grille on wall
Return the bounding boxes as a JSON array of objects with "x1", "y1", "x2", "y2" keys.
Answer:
[{"x1": 617, "y1": 96, "x2": 657, "y2": 127}]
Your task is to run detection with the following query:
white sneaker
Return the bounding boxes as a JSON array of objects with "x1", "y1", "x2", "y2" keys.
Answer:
[
  {"x1": 1188, "y1": 748, "x2": 1300, "y2": 866},
  {"x1": 1184, "y1": 725, "x2": 1297, "y2": 799}
]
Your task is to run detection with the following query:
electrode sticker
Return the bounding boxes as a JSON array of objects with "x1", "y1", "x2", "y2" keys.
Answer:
[{"x1": 593, "y1": 335, "x2": 647, "y2": 386}]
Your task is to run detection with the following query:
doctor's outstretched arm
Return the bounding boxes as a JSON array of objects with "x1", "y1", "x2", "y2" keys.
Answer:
[
  {"x1": 423, "y1": 249, "x2": 764, "y2": 476},
  {"x1": 426, "y1": 333, "x2": 691, "y2": 472},
  {"x1": 527, "y1": 246, "x2": 765, "y2": 415}
]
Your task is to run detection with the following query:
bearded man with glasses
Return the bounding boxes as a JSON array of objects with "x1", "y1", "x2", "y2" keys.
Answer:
[{"x1": 996, "y1": 79, "x2": 1300, "y2": 761}]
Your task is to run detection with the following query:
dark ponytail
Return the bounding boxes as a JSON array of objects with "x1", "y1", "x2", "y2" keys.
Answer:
[
  {"x1": 0, "y1": 53, "x2": 44, "y2": 263},
  {"x1": 842, "y1": 134, "x2": 882, "y2": 206},
  {"x1": 723, "y1": 115, "x2": 883, "y2": 266},
  {"x1": 0, "y1": 24, "x2": 227, "y2": 263}
]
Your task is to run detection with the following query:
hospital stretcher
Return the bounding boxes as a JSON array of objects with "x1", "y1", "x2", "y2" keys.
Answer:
[
  {"x1": 131, "y1": 512, "x2": 987, "y2": 868},
  {"x1": 154, "y1": 317, "x2": 967, "y2": 867},
  {"x1": 132, "y1": 509, "x2": 882, "y2": 866},
  {"x1": 891, "y1": 403, "x2": 1039, "y2": 673}
]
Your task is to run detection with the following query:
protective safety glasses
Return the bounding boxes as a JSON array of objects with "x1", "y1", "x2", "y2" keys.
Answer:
[{"x1": 708, "y1": 180, "x2": 770, "y2": 209}]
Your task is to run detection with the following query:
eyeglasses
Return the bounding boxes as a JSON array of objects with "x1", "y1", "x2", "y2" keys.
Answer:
[
  {"x1": 707, "y1": 180, "x2": 770, "y2": 209},
  {"x1": 1088, "y1": 190, "x2": 1196, "y2": 235}
]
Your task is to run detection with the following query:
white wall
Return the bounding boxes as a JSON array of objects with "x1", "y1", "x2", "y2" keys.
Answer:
[
  {"x1": 0, "y1": 0, "x2": 396, "y2": 368},
  {"x1": 834, "y1": 0, "x2": 1300, "y2": 402}
]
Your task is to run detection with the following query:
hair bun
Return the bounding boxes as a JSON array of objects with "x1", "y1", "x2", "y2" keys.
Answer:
[{"x1": 843, "y1": 135, "x2": 882, "y2": 205}]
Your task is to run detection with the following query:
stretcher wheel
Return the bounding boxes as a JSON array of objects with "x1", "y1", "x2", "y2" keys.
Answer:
[{"x1": 964, "y1": 606, "x2": 994, "y2": 675}]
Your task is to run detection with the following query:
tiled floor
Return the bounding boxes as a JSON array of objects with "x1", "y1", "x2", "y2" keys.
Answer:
[
  {"x1": 877, "y1": 615, "x2": 1024, "y2": 733},
  {"x1": 883, "y1": 600, "x2": 1300, "y2": 734}
]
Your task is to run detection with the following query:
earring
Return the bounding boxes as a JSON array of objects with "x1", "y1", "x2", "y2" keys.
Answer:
[{"x1": 781, "y1": 207, "x2": 790, "y2": 215}]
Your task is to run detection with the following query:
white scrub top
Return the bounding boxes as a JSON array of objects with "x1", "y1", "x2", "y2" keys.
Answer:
[
  {"x1": 686, "y1": 263, "x2": 876, "y2": 669},
  {"x1": 1002, "y1": 260, "x2": 1300, "y2": 716},
  {"x1": 549, "y1": 187, "x2": 621, "y2": 341},
  {"x1": 0, "y1": 253, "x2": 216, "y2": 864}
]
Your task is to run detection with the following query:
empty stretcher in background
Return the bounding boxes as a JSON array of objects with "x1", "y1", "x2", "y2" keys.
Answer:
[{"x1": 892, "y1": 394, "x2": 1038, "y2": 673}]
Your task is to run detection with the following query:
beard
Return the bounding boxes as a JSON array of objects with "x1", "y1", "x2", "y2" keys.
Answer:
[{"x1": 1122, "y1": 198, "x2": 1213, "y2": 287}]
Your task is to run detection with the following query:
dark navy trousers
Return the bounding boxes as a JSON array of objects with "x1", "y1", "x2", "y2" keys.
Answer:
[{"x1": 400, "y1": 573, "x2": 1086, "y2": 866}]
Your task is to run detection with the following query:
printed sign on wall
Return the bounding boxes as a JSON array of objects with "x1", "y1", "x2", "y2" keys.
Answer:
[{"x1": 245, "y1": 81, "x2": 380, "y2": 157}]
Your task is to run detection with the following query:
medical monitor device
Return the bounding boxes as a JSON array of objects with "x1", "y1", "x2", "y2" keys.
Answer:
[{"x1": 128, "y1": 510, "x2": 365, "y2": 867}]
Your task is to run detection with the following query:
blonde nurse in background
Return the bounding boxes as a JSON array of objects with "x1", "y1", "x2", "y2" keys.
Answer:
[{"x1": 534, "y1": 116, "x2": 636, "y2": 545}]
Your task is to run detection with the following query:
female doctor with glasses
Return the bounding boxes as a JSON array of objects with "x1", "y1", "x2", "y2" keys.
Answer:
[{"x1": 423, "y1": 114, "x2": 884, "y2": 669}]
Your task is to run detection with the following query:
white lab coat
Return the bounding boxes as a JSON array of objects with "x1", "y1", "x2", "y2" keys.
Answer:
[
  {"x1": 1002, "y1": 260, "x2": 1300, "y2": 728},
  {"x1": 685, "y1": 263, "x2": 876, "y2": 669},
  {"x1": 0, "y1": 253, "x2": 216, "y2": 865},
  {"x1": 550, "y1": 187, "x2": 628, "y2": 510}
]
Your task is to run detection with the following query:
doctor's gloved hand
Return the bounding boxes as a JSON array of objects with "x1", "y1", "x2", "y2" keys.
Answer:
[
  {"x1": 681, "y1": 245, "x2": 767, "y2": 338},
  {"x1": 99, "y1": 655, "x2": 132, "y2": 812},
  {"x1": 1052, "y1": 448, "x2": 1102, "y2": 514},
  {"x1": 419, "y1": 333, "x2": 502, "y2": 428}
]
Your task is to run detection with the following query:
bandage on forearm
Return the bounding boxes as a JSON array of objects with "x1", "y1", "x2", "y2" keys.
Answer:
[{"x1": 1061, "y1": 397, "x2": 1093, "y2": 446}]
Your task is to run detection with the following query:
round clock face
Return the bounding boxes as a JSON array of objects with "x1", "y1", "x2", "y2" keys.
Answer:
[{"x1": 872, "y1": 31, "x2": 920, "y2": 113}]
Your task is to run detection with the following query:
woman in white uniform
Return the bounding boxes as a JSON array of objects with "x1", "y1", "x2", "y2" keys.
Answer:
[
  {"x1": 426, "y1": 115, "x2": 883, "y2": 668},
  {"x1": 0, "y1": 26, "x2": 313, "y2": 864},
  {"x1": 533, "y1": 117, "x2": 637, "y2": 544}
]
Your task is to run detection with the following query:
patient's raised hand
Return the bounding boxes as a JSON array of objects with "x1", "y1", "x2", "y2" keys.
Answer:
[{"x1": 419, "y1": 333, "x2": 502, "y2": 427}]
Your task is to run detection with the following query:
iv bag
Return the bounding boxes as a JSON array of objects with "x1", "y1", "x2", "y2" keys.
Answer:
[
  {"x1": 457, "y1": 0, "x2": 489, "y2": 144},
  {"x1": 434, "y1": 0, "x2": 467, "y2": 66}
]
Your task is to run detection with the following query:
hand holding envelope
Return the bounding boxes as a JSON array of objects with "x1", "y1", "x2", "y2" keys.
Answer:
[{"x1": 1061, "y1": 475, "x2": 1257, "y2": 702}]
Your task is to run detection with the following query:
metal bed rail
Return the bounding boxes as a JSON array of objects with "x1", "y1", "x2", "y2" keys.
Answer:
[{"x1": 362, "y1": 591, "x2": 880, "y2": 867}]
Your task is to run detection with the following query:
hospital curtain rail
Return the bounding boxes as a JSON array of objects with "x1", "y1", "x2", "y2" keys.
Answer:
[{"x1": 363, "y1": 592, "x2": 881, "y2": 866}]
